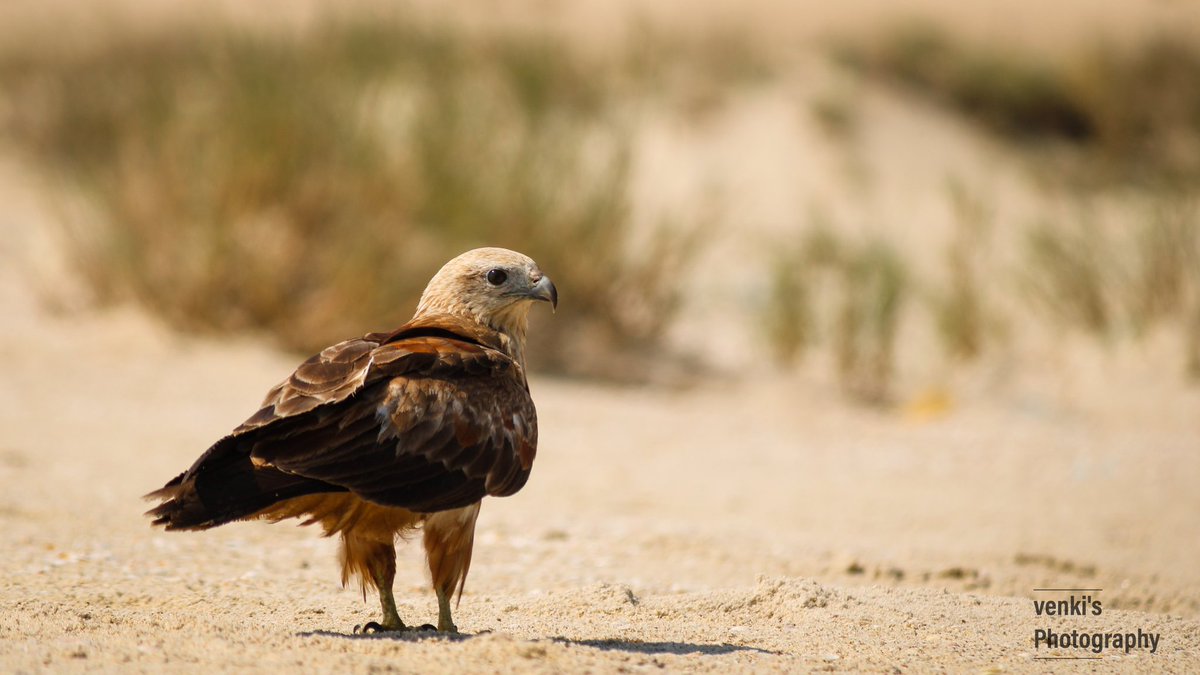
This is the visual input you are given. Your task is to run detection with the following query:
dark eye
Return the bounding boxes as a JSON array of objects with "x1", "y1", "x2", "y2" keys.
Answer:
[{"x1": 486, "y1": 268, "x2": 508, "y2": 286}]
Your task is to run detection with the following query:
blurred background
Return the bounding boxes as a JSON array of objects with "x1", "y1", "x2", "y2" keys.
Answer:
[
  {"x1": 1, "y1": 1, "x2": 1199, "y2": 663},
  {"x1": 2, "y1": 0, "x2": 1198, "y2": 395}
]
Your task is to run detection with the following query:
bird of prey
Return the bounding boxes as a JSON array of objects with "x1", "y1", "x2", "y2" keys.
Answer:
[{"x1": 145, "y1": 247, "x2": 557, "y2": 633}]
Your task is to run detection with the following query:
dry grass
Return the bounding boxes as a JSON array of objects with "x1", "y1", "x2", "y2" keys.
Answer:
[
  {"x1": 832, "y1": 238, "x2": 908, "y2": 405},
  {"x1": 0, "y1": 19, "x2": 705, "y2": 377},
  {"x1": 764, "y1": 218, "x2": 910, "y2": 405},
  {"x1": 836, "y1": 20, "x2": 1200, "y2": 185},
  {"x1": 929, "y1": 181, "x2": 993, "y2": 362},
  {"x1": 1022, "y1": 216, "x2": 1114, "y2": 336},
  {"x1": 765, "y1": 191, "x2": 1200, "y2": 405},
  {"x1": 1021, "y1": 196, "x2": 1200, "y2": 364}
]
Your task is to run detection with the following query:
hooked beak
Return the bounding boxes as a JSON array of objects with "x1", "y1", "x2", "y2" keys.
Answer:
[{"x1": 529, "y1": 275, "x2": 558, "y2": 312}]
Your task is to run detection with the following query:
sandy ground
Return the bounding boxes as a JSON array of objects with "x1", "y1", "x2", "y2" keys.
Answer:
[{"x1": 2, "y1": 3, "x2": 1200, "y2": 671}]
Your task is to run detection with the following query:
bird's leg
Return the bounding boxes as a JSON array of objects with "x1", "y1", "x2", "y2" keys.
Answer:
[
  {"x1": 345, "y1": 536, "x2": 435, "y2": 634},
  {"x1": 369, "y1": 563, "x2": 406, "y2": 632},
  {"x1": 435, "y1": 587, "x2": 457, "y2": 633},
  {"x1": 354, "y1": 539, "x2": 433, "y2": 633},
  {"x1": 423, "y1": 504, "x2": 479, "y2": 633}
]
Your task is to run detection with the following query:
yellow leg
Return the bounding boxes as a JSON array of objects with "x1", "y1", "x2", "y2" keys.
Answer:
[
  {"x1": 371, "y1": 564, "x2": 406, "y2": 631},
  {"x1": 436, "y1": 587, "x2": 457, "y2": 633}
]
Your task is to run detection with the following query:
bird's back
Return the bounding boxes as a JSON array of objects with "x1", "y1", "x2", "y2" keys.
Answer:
[{"x1": 145, "y1": 315, "x2": 537, "y2": 531}]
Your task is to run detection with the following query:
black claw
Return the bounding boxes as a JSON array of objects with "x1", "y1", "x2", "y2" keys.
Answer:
[{"x1": 354, "y1": 620, "x2": 433, "y2": 634}]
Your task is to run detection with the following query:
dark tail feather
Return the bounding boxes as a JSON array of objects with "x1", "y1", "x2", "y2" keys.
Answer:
[{"x1": 144, "y1": 452, "x2": 344, "y2": 531}]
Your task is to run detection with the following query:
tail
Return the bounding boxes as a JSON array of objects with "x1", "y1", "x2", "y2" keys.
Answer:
[{"x1": 145, "y1": 437, "x2": 345, "y2": 530}]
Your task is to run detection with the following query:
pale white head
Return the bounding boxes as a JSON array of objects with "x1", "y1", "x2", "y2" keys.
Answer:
[{"x1": 415, "y1": 247, "x2": 557, "y2": 345}]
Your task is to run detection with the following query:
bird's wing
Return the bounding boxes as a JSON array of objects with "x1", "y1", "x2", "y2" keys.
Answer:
[
  {"x1": 147, "y1": 316, "x2": 537, "y2": 527},
  {"x1": 237, "y1": 316, "x2": 536, "y2": 513},
  {"x1": 237, "y1": 336, "x2": 378, "y2": 432}
]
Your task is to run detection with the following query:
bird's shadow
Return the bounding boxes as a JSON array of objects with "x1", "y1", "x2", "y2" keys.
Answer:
[
  {"x1": 550, "y1": 637, "x2": 776, "y2": 656},
  {"x1": 300, "y1": 628, "x2": 472, "y2": 643},
  {"x1": 298, "y1": 629, "x2": 776, "y2": 656}
]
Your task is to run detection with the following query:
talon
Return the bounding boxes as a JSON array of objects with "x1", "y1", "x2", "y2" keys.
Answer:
[
  {"x1": 361, "y1": 621, "x2": 385, "y2": 634},
  {"x1": 415, "y1": 623, "x2": 437, "y2": 632}
]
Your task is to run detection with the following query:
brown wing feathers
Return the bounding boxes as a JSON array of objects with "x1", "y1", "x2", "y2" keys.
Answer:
[
  {"x1": 145, "y1": 440, "x2": 346, "y2": 530},
  {"x1": 145, "y1": 315, "x2": 536, "y2": 531},
  {"x1": 256, "y1": 374, "x2": 533, "y2": 512}
]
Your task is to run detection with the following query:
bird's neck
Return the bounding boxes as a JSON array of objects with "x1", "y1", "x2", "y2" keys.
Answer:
[
  {"x1": 485, "y1": 305, "x2": 530, "y2": 367},
  {"x1": 412, "y1": 303, "x2": 530, "y2": 369}
]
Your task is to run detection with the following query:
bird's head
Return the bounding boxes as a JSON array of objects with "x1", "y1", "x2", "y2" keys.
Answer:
[{"x1": 415, "y1": 247, "x2": 557, "y2": 347}]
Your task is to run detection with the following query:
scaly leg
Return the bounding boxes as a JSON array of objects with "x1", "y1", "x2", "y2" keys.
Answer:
[
  {"x1": 367, "y1": 561, "x2": 406, "y2": 632},
  {"x1": 344, "y1": 535, "x2": 433, "y2": 633},
  {"x1": 435, "y1": 586, "x2": 457, "y2": 633}
]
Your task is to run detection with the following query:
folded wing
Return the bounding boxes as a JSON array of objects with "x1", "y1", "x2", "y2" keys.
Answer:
[{"x1": 146, "y1": 315, "x2": 538, "y2": 530}]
